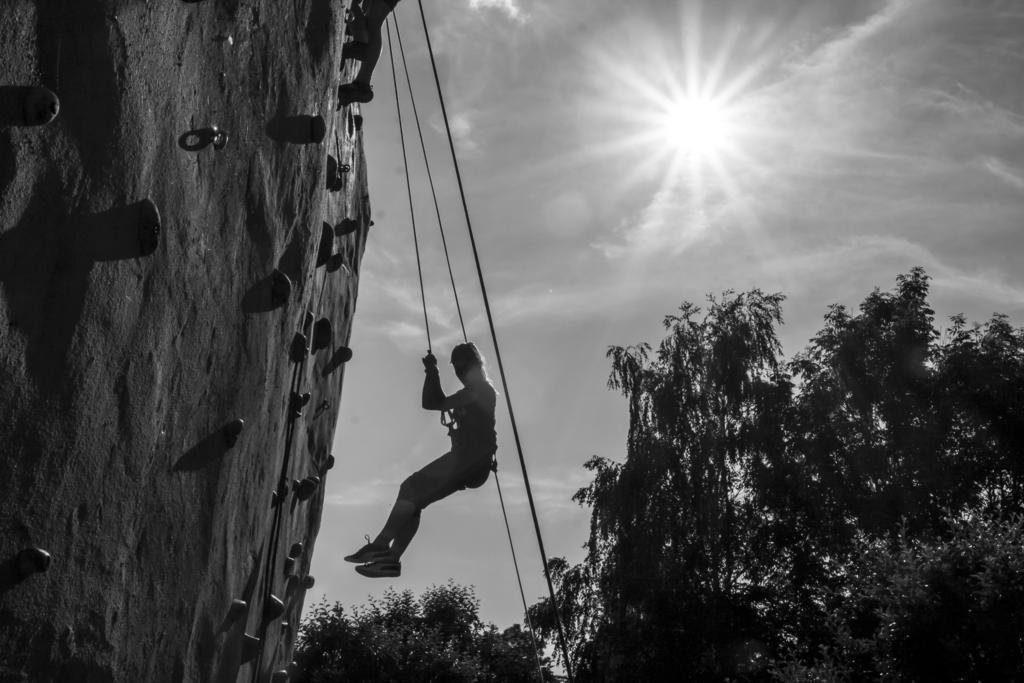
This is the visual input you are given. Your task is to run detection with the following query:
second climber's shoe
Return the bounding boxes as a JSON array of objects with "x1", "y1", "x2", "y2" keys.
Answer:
[
  {"x1": 337, "y1": 81, "x2": 373, "y2": 108},
  {"x1": 344, "y1": 536, "x2": 391, "y2": 563},
  {"x1": 355, "y1": 561, "x2": 401, "y2": 578},
  {"x1": 342, "y1": 41, "x2": 369, "y2": 61}
]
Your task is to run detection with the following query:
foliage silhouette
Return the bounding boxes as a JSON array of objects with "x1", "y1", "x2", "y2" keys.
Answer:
[
  {"x1": 296, "y1": 582, "x2": 553, "y2": 682},
  {"x1": 528, "y1": 269, "x2": 1024, "y2": 681}
]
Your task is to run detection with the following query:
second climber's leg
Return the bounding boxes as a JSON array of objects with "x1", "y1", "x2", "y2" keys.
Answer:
[
  {"x1": 355, "y1": 0, "x2": 392, "y2": 85},
  {"x1": 338, "y1": 0, "x2": 395, "y2": 105}
]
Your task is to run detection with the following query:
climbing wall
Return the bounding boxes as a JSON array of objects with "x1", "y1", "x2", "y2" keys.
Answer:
[{"x1": 0, "y1": 1, "x2": 368, "y2": 681}]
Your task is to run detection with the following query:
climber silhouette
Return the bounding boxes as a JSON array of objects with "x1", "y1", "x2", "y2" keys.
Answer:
[
  {"x1": 346, "y1": 342, "x2": 497, "y2": 577},
  {"x1": 338, "y1": 0, "x2": 400, "y2": 105}
]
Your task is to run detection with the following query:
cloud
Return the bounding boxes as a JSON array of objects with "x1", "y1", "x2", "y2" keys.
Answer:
[
  {"x1": 468, "y1": 0, "x2": 526, "y2": 23},
  {"x1": 593, "y1": 182, "x2": 726, "y2": 260},
  {"x1": 325, "y1": 477, "x2": 400, "y2": 507},
  {"x1": 436, "y1": 110, "x2": 480, "y2": 155},
  {"x1": 758, "y1": 234, "x2": 1024, "y2": 314},
  {"x1": 984, "y1": 157, "x2": 1024, "y2": 191}
]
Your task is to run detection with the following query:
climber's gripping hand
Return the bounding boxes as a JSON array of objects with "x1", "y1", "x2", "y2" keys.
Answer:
[{"x1": 422, "y1": 351, "x2": 438, "y2": 373}]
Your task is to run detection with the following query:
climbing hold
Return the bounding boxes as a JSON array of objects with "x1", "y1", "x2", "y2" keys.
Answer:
[
  {"x1": 312, "y1": 318, "x2": 333, "y2": 352},
  {"x1": 21, "y1": 86, "x2": 60, "y2": 126},
  {"x1": 227, "y1": 599, "x2": 248, "y2": 622},
  {"x1": 353, "y1": 114, "x2": 363, "y2": 132},
  {"x1": 241, "y1": 634, "x2": 261, "y2": 662},
  {"x1": 316, "y1": 222, "x2": 333, "y2": 266},
  {"x1": 334, "y1": 218, "x2": 358, "y2": 237},
  {"x1": 289, "y1": 391, "x2": 311, "y2": 419},
  {"x1": 290, "y1": 333, "x2": 309, "y2": 363},
  {"x1": 271, "y1": 670, "x2": 290, "y2": 683},
  {"x1": 294, "y1": 477, "x2": 317, "y2": 501},
  {"x1": 325, "y1": 454, "x2": 335, "y2": 471},
  {"x1": 326, "y1": 156, "x2": 344, "y2": 192},
  {"x1": 271, "y1": 490, "x2": 279, "y2": 506},
  {"x1": 283, "y1": 556, "x2": 294, "y2": 574},
  {"x1": 288, "y1": 542, "x2": 304, "y2": 559},
  {"x1": 336, "y1": 347, "x2": 353, "y2": 364},
  {"x1": 271, "y1": 269, "x2": 292, "y2": 307},
  {"x1": 309, "y1": 115, "x2": 327, "y2": 144},
  {"x1": 15, "y1": 547, "x2": 51, "y2": 580},
  {"x1": 264, "y1": 594, "x2": 285, "y2": 621},
  {"x1": 223, "y1": 419, "x2": 244, "y2": 448},
  {"x1": 210, "y1": 125, "x2": 229, "y2": 150},
  {"x1": 301, "y1": 575, "x2": 315, "y2": 590},
  {"x1": 137, "y1": 197, "x2": 161, "y2": 257},
  {"x1": 337, "y1": 81, "x2": 373, "y2": 108},
  {"x1": 326, "y1": 253, "x2": 344, "y2": 273}
]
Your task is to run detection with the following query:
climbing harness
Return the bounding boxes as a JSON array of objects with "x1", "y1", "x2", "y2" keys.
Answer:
[{"x1": 386, "y1": 7, "x2": 575, "y2": 679}]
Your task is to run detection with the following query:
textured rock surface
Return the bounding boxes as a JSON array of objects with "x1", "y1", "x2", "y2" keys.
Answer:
[{"x1": 0, "y1": 1, "x2": 368, "y2": 681}]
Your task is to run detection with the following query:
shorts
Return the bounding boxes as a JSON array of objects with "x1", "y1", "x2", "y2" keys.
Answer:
[{"x1": 398, "y1": 450, "x2": 493, "y2": 511}]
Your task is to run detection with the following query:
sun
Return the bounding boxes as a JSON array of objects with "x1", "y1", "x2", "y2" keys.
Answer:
[{"x1": 659, "y1": 96, "x2": 734, "y2": 157}]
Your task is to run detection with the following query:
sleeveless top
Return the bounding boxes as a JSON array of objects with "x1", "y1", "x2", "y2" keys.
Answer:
[{"x1": 449, "y1": 381, "x2": 497, "y2": 455}]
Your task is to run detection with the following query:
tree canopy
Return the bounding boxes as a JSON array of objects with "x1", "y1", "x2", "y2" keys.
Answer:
[
  {"x1": 529, "y1": 268, "x2": 1024, "y2": 681},
  {"x1": 295, "y1": 581, "x2": 554, "y2": 682}
]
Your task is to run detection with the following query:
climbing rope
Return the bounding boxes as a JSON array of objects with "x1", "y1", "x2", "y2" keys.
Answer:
[
  {"x1": 385, "y1": 5, "x2": 578, "y2": 679},
  {"x1": 392, "y1": 16, "x2": 468, "y2": 342},
  {"x1": 385, "y1": 20, "x2": 432, "y2": 352},
  {"x1": 387, "y1": 17, "x2": 548, "y2": 681},
  {"x1": 414, "y1": 2, "x2": 575, "y2": 678},
  {"x1": 251, "y1": 358, "x2": 307, "y2": 681},
  {"x1": 493, "y1": 468, "x2": 548, "y2": 679},
  {"x1": 252, "y1": 201, "x2": 348, "y2": 678}
]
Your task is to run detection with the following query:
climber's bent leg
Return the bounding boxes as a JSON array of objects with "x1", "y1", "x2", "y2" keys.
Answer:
[
  {"x1": 388, "y1": 509, "x2": 421, "y2": 559},
  {"x1": 339, "y1": 0, "x2": 399, "y2": 105},
  {"x1": 373, "y1": 497, "x2": 418, "y2": 549}
]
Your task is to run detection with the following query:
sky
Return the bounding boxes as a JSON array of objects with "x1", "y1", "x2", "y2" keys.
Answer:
[{"x1": 308, "y1": 0, "x2": 1024, "y2": 631}]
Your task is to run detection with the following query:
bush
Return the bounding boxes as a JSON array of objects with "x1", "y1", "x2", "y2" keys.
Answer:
[{"x1": 295, "y1": 582, "x2": 552, "y2": 682}]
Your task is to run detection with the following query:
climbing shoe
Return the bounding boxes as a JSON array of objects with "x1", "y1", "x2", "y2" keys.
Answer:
[
  {"x1": 355, "y1": 561, "x2": 401, "y2": 578},
  {"x1": 337, "y1": 81, "x2": 373, "y2": 107},
  {"x1": 344, "y1": 536, "x2": 391, "y2": 564},
  {"x1": 342, "y1": 41, "x2": 369, "y2": 61}
]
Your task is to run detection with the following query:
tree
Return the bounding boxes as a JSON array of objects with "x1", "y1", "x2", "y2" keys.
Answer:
[
  {"x1": 532, "y1": 290, "x2": 792, "y2": 681},
  {"x1": 295, "y1": 582, "x2": 553, "y2": 682},
  {"x1": 531, "y1": 270, "x2": 1024, "y2": 680},
  {"x1": 772, "y1": 513, "x2": 1024, "y2": 681}
]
